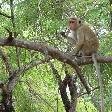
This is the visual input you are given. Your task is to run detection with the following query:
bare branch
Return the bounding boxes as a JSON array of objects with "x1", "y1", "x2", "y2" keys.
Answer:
[
  {"x1": 109, "y1": 0, "x2": 112, "y2": 31},
  {"x1": 49, "y1": 62, "x2": 62, "y2": 85},
  {"x1": 59, "y1": 77, "x2": 70, "y2": 112},
  {"x1": 10, "y1": 0, "x2": 15, "y2": 28},
  {"x1": 78, "y1": 86, "x2": 99, "y2": 97},
  {"x1": 16, "y1": 59, "x2": 47, "y2": 74},
  {"x1": 0, "y1": 38, "x2": 111, "y2": 64},
  {"x1": 26, "y1": 81, "x2": 55, "y2": 111},
  {"x1": 0, "y1": 48, "x2": 13, "y2": 75},
  {"x1": 0, "y1": 11, "x2": 11, "y2": 18},
  {"x1": 78, "y1": 56, "x2": 112, "y2": 65},
  {"x1": 0, "y1": 38, "x2": 91, "y2": 92},
  {"x1": 0, "y1": 38, "x2": 112, "y2": 92},
  {"x1": 7, "y1": 59, "x2": 47, "y2": 92}
]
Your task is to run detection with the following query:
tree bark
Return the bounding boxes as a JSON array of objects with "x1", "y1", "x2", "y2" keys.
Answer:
[{"x1": 109, "y1": 0, "x2": 112, "y2": 30}]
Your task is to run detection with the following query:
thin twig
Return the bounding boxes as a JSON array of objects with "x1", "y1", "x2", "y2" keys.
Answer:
[
  {"x1": 78, "y1": 86, "x2": 99, "y2": 97},
  {"x1": 7, "y1": 59, "x2": 47, "y2": 92},
  {"x1": 0, "y1": 48, "x2": 13, "y2": 75},
  {"x1": 0, "y1": 11, "x2": 11, "y2": 18},
  {"x1": 26, "y1": 81, "x2": 55, "y2": 112}
]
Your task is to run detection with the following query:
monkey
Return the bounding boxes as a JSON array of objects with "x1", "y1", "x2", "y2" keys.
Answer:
[
  {"x1": 68, "y1": 17, "x2": 99, "y2": 57},
  {"x1": 66, "y1": 17, "x2": 104, "y2": 112},
  {"x1": 60, "y1": 29, "x2": 77, "y2": 45}
]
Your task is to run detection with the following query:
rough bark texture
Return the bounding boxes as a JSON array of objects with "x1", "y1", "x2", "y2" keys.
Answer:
[
  {"x1": 0, "y1": 37, "x2": 112, "y2": 112},
  {"x1": 109, "y1": 0, "x2": 112, "y2": 30},
  {"x1": 0, "y1": 83, "x2": 15, "y2": 112},
  {"x1": 0, "y1": 38, "x2": 91, "y2": 93}
]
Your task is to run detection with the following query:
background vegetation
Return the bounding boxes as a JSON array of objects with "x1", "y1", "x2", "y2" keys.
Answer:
[{"x1": 0, "y1": 0, "x2": 112, "y2": 112}]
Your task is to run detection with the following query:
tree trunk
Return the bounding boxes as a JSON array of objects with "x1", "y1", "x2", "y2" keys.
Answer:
[{"x1": 0, "y1": 84, "x2": 15, "y2": 112}]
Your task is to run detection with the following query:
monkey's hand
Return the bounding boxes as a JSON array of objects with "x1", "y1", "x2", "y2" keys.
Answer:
[
  {"x1": 69, "y1": 49, "x2": 79, "y2": 57},
  {"x1": 72, "y1": 47, "x2": 78, "y2": 54},
  {"x1": 60, "y1": 31, "x2": 67, "y2": 37}
]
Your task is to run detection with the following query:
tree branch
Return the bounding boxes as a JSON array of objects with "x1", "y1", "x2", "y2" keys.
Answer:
[
  {"x1": 0, "y1": 11, "x2": 11, "y2": 18},
  {"x1": 49, "y1": 62, "x2": 62, "y2": 85},
  {"x1": 0, "y1": 38, "x2": 112, "y2": 64},
  {"x1": 0, "y1": 38, "x2": 91, "y2": 92},
  {"x1": 7, "y1": 59, "x2": 47, "y2": 92},
  {"x1": 109, "y1": 0, "x2": 112, "y2": 31},
  {"x1": 0, "y1": 38, "x2": 112, "y2": 92},
  {"x1": 10, "y1": 0, "x2": 15, "y2": 28},
  {"x1": 0, "y1": 48, "x2": 13, "y2": 75}
]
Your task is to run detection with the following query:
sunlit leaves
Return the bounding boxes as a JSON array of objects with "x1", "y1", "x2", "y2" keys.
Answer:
[{"x1": 0, "y1": 0, "x2": 112, "y2": 111}]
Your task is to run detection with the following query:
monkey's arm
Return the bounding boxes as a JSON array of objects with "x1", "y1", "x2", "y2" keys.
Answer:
[{"x1": 74, "y1": 29, "x2": 84, "y2": 54}]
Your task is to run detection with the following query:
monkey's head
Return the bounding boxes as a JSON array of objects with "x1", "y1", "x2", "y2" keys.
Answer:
[{"x1": 68, "y1": 17, "x2": 82, "y2": 31}]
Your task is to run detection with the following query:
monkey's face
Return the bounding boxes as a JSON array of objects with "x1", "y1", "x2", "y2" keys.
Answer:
[{"x1": 69, "y1": 19, "x2": 77, "y2": 30}]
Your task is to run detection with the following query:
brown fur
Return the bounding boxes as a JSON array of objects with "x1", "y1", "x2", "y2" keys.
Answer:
[{"x1": 73, "y1": 23, "x2": 99, "y2": 56}]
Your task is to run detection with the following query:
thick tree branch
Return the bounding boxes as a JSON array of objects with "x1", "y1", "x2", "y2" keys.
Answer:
[
  {"x1": 67, "y1": 75, "x2": 78, "y2": 112},
  {"x1": 0, "y1": 38, "x2": 91, "y2": 92},
  {"x1": 0, "y1": 38, "x2": 112, "y2": 64},
  {"x1": 0, "y1": 38, "x2": 112, "y2": 92},
  {"x1": 59, "y1": 77, "x2": 70, "y2": 112},
  {"x1": 0, "y1": 37, "x2": 111, "y2": 112},
  {"x1": 78, "y1": 56, "x2": 112, "y2": 65}
]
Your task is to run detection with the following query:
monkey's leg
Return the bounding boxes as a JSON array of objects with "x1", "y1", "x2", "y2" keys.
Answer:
[{"x1": 92, "y1": 53, "x2": 104, "y2": 112}]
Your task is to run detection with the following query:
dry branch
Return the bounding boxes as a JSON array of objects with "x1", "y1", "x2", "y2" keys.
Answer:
[
  {"x1": 0, "y1": 37, "x2": 111, "y2": 112},
  {"x1": 0, "y1": 38, "x2": 111, "y2": 64},
  {"x1": 0, "y1": 48, "x2": 13, "y2": 75},
  {"x1": 7, "y1": 59, "x2": 47, "y2": 92},
  {"x1": 0, "y1": 38, "x2": 112, "y2": 92},
  {"x1": 0, "y1": 11, "x2": 11, "y2": 18},
  {"x1": 0, "y1": 38, "x2": 91, "y2": 93}
]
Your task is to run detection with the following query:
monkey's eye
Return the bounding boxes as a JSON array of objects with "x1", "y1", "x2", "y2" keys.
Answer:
[{"x1": 69, "y1": 21, "x2": 75, "y2": 24}]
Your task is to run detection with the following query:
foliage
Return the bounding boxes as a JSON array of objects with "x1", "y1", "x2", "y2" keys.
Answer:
[{"x1": 0, "y1": 0, "x2": 112, "y2": 112}]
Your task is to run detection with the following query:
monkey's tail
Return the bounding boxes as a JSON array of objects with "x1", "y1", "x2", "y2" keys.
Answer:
[{"x1": 92, "y1": 53, "x2": 104, "y2": 112}]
